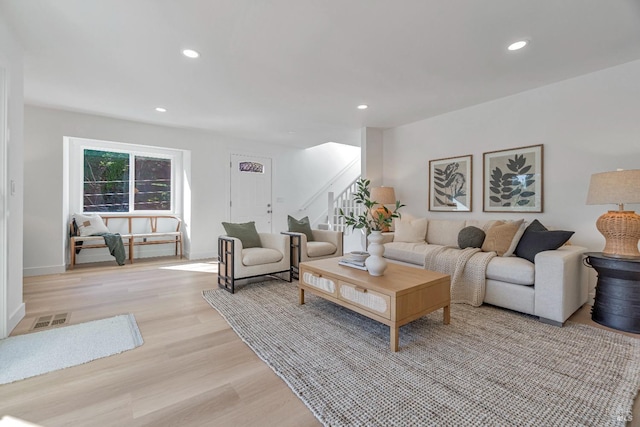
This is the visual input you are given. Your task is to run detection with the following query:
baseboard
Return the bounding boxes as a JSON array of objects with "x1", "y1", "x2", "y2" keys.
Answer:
[
  {"x1": 8, "y1": 302, "x2": 25, "y2": 334},
  {"x1": 23, "y1": 265, "x2": 66, "y2": 277}
]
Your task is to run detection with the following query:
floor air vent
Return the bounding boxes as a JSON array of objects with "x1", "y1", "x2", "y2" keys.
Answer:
[{"x1": 31, "y1": 313, "x2": 69, "y2": 330}]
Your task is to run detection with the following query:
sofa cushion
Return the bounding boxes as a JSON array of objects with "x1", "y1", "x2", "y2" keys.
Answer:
[
  {"x1": 458, "y1": 226, "x2": 486, "y2": 249},
  {"x1": 74, "y1": 213, "x2": 110, "y2": 236},
  {"x1": 383, "y1": 242, "x2": 430, "y2": 265},
  {"x1": 394, "y1": 217, "x2": 428, "y2": 243},
  {"x1": 515, "y1": 220, "x2": 574, "y2": 263},
  {"x1": 288, "y1": 215, "x2": 314, "y2": 242},
  {"x1": 241, "y1": 247, "x2": 283, "y2": 266},
  {"x1": 426, "y1": 219, "x2": 466, "y2": 247},
  {"x1": 222, "y1": 221, "x2": 262, "y2": 248},
  {"x1": 486, "y1": 256, "x2": 535, "y2": 285},
  {"x1": 307, "y1": 241, "x2": 337, "y2": 257},
  {"x1": 481, "y1": 219, "x2": 524, "y2": 256}
]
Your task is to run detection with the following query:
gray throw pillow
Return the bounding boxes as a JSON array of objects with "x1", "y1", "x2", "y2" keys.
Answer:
[
  {"x1": 288, "y1": 215, "x2": 315, "y2": 242},
  {"x1": 222, "y1": 221, "x2": 262, "y2": 248},
  {"x1": 458, "y1": 226, "x2": 486, "y2": 249}
]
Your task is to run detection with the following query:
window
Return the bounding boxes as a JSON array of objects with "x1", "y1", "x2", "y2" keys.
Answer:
[
  {"x1": 83, "y1": 150, "x2": 173, "y2": 212},
  {"x1": 68, "y1": 138, "x2": 183, "y2": 214},
  {"x1": 239, "y1": 161, "x2": 264, "y2": 173}
]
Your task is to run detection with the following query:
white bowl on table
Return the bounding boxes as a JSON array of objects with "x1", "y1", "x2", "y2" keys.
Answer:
[{"x1": 348, "y1": 251, "x2": 370, "y2": 263}]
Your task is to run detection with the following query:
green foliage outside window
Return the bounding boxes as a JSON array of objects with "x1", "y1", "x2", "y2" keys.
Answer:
[{"x1": 83, "y1": 149, "x2": 172, "y2": 212}]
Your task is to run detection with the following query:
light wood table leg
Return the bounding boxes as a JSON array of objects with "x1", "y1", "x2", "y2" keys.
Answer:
[
  {"x1": 390, "y1": 326, "x2": 399, "y2": 352},
  {"x1": 299, "y1": 288, "x2": 305, "y2": 305},
  {"x1": 443, "y1": 304, "x2": 450, "y2": 325}
]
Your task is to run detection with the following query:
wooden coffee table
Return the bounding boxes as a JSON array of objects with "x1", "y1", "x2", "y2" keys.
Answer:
[{"x1": 298, "y1": 258, "x2": 451, "y2": 351}]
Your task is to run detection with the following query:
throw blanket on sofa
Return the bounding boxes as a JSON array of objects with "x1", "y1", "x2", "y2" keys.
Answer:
[{"x1": 423, "y1": 246, "x2": 496, "y2": 306}]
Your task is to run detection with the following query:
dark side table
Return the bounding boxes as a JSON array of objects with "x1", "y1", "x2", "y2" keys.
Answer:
[{"x1": 584, "y1": 252, "x2": 640, "y2": 333}]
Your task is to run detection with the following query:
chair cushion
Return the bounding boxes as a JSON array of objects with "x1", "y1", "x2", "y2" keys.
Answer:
[
  {"x1": 307, "y1": 241, "x2": 337, "y2": 257},
  {"x1": 222, "y1": 221, "x2": 261, "y2": 248},
  {"x1": 486, "y1": 256, "x2": 535, "y2": 286},
  {"x1": 288, "y1": 215, "x2": 314, "y2": 242},
  {"x1": 515, "y1": 220, "x2": 574, "y2": 263},
  {"x1": 241, "y1": 247, "x2": 283, "y2": 266},
  {"x1": 73, "y1": 213, "x2": 109, "y2": 236}
]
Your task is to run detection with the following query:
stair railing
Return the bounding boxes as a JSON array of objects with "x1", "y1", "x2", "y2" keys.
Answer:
[{"x1": 327, "y1": 176, "x2": 362, "y2": 234}]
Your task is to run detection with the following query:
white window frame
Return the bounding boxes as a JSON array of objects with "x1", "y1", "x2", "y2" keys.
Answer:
[{"x1": 69, "y1": 137, "x2": 183, "y2": 216}]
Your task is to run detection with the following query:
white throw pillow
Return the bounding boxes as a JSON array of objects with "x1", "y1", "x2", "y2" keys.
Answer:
[
  {"x1": 73, "y1": 213, "x2": 109, "y2": 236},
  {"x1": 394, "y1": 218, "x2": 428, "y2": 243}
]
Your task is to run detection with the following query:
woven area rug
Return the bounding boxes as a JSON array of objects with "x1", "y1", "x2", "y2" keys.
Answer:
[
  {"x1": 203, "y1": 281, "x2": 640, "y2": 426},
  {"x1": 0, "y1": 314, "x2": 143, "y2": 385}
]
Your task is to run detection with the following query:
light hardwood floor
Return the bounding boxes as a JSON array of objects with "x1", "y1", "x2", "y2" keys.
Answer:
[{"x1": 2, "y1": 258, "x2": 638, "y2": 427}]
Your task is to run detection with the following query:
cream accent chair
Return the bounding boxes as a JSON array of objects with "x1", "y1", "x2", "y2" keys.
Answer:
[
  {"x1": 282, "y1": 230, "x2": 343, "y2": 279},
  {"x1": 218, "y1": 233, "x2": 291, "y2": 293}
]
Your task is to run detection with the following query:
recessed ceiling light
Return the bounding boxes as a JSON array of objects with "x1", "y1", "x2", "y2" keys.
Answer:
[
  {"x1": 357, "y1": 104, "x2": 368, "y2": 110},
  {"x1": 507, "y1": 40, "x2": 528, "y2": 51},
  {"x1": 182, "y1": 49, "x2": 200, "y2": 58},
  {"x1": 155, "y1": 107, "x2": 167, "y2": 112}
]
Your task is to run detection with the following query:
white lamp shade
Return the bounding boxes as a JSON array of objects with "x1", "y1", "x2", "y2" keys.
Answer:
[
  {"x1": 586, "y1": 169, "x2": 640, "y2": 206},
  {"x1": 370, "y1": 187, "x2": 396, "y2": 205}
]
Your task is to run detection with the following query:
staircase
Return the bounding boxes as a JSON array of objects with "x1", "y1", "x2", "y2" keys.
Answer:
[{"x1": 325, "y1": 177, "x2": 362, "y2": 235}]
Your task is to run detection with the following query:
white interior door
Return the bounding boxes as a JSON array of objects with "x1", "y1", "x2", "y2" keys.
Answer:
[{"x1": 230, "y1": 154, "x2": 273, "y2": 232}]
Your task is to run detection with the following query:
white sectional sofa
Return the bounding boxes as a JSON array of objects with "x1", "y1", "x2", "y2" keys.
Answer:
[{"x1": 381, "y1": 218, "x2": 587, "y2": 325}]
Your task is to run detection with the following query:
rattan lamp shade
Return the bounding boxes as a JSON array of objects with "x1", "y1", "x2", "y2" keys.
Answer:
[
  {"x1": 586, "y1": 169, "x2": 640, "y2": 259},
  {"x1": 370, "y1": 186, "x2": 396, "y2": 232}
]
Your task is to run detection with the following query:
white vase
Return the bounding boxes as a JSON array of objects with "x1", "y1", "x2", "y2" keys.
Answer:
[{"x1": 365, "y1": 230, "x2": 387, "y2": 276}]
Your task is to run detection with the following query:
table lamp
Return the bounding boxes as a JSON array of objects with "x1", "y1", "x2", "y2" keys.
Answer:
[
  {"x1": 370, "y1": 186, "x2": 396, "y2": 232},
  {"x1": 586, "y1": 169, "x2": 640, "y2": 258}
]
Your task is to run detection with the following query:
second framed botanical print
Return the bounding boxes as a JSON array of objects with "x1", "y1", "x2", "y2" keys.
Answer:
[
  {"x1": 429, "y1": 155, "x2": 472, "y2": 212},
  {"x1": 483, "y1": 144, "x2": 543, "y2": 212}
]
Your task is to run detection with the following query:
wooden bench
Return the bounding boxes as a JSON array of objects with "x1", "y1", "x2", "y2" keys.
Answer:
[{"x1": 69, "y1": 215, "x2": 183, "y2": 269}]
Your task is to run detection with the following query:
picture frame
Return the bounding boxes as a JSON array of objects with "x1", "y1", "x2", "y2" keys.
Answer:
[
  {"x1": 429, "y1": 155, "x2": 472, "y2": 212},
  {"x1": 483, "y1": 144, "x2": 543, "y2": 212}
]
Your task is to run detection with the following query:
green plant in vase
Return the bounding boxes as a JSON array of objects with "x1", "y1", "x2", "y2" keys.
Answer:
[
  {"x1": 339, "y1": 178, "x2": 404, "y2": 276},
  {"x1": 339, "y1": 178, "x2": 404, "y2": 233}
]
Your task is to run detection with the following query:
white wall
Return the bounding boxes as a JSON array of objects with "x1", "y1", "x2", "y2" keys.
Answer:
[
  {"x1": 281, "y1": 142, "x2": 360, "y2": 227},
  {"x1": 383, "y1": 59, "x2": 640, "y2": 281},
  {"x1": 0, "y1": 16, "x2": 25, "y2": 335},
  {"x1": 23, "y1": 106, "x2": 359, "y2": 274}
]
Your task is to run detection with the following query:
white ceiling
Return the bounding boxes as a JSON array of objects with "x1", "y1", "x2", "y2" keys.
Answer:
[{"x1": 2, "y1": 0, "x2": 640, "y2": 148}]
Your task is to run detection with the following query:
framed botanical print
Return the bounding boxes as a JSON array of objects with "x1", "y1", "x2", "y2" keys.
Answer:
[
  {"x1": 429, "y1": 155, "x2": 472, "y2": 211},
  {"x1": 483, "y1": 144, "x2": 543, "y2": 212}
]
